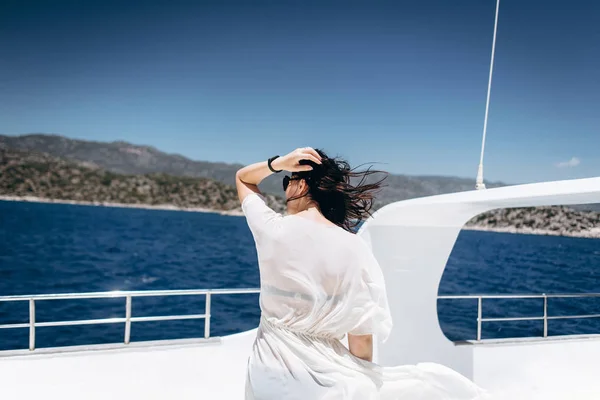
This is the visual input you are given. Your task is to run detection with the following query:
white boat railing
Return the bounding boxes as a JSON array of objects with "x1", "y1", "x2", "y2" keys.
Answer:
[
  {"x1": 0, "y1": 288, "x2": 261, "y2": 351},
  {"x1": 1, "y1": 289, "x2": 599, "y2": 351},
  {"x1": 438, "y1": 293, "x2": 600, "y2": 341}
]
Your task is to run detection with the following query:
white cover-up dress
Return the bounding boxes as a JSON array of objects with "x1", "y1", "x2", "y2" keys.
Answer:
[{"x1": 242, "y1": 193, "x2": 488, "y2": 400}]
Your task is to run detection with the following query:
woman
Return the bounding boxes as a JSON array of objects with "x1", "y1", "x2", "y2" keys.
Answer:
[{"x1": 236, "y1": 147, "x2": 488, "y2": 400}]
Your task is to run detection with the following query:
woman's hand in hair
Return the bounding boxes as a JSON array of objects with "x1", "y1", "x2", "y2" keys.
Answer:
[
  {"x1": 273, "y1": 147, "x2": 322, "y2": 172},
  {"x1": 235, "y1": 147, "x2": 322, "y2": 204}
]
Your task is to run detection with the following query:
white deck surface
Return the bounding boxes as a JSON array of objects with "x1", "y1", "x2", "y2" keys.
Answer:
[
  {"x1": 0, "y1": 330, "x2": 256, "y2": 400},
  {"x1": 3, "y1": 331, "x2": 600, "y2": 399},
  {"x1": 473, "y1": 335, "x2": 600, "y2": 399}
]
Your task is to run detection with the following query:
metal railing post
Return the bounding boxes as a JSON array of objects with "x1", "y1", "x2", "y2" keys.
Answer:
[
  {"x1": 204, "y1": 292, "x2": 211, "y2": 339},
  {"x1": 29, "y1": 299, "x2": 36, "y2": 351},
  {"x1": 477, "y1": 296, "x2": 483, "y2": 341},
  {"x1": 124, "y1": 295, "x2": 132, "y2": 344},
  {"x1": 543, "y1": 293, "x2": 548, "y2": 338}
]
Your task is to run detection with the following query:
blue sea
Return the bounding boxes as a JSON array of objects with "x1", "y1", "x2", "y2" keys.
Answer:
[{"x1": 1, "y1": 201, "x2": 599, "y2": 351}]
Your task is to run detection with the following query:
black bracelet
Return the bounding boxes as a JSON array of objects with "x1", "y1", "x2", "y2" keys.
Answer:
[{"x1": 268, "y1": 155, "x2": 282, "y2": 173}]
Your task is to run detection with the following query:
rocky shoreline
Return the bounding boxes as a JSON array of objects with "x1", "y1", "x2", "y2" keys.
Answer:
[
  {"x1": 0, "y1": 147, "x2": 284, "y2": 215},
  {"x1": 0, "y1": 195, "x2": 245, "y2": 216},
  {"x1": 465, "y1": 206, "x2": 600, "y2": 239},
  {"x1": 463, "y1": 225, "x2": 600, "y2": 239}
]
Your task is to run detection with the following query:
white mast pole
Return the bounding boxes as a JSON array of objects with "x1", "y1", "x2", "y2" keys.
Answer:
[{"x1": 476, "y1": 0, "x2": 501, "y2": 190}]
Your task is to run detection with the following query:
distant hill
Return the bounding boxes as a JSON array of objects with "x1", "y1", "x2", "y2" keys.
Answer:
[
  {"x1": 0, "y1": 133, "x2": 242, "y2": 183},
  {"x1": 572, "y1": 204, "x2": 600, "y2": 212},
  {"x1": 0, "y1": 134, "x2": 506, "y2": 205},
  {"x1": 0, "y1": 147, "x2": 284, "y2": 213}
]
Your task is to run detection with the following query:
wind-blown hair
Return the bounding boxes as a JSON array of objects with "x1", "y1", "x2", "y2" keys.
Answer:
[{"x1": 288, "y1": 149, "x2": 387, "y2": 232}]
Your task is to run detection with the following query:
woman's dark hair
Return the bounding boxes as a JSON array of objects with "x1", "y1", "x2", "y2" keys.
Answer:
[{"x1": 288, "y1": 149, "x2": 387, "y2": 232}]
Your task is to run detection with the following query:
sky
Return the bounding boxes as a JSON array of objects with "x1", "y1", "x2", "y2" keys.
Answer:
[{"x1": 0, "y1": 0, "x2": 598, "y2": 184}]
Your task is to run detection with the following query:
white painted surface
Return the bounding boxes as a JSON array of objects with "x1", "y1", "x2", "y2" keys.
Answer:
[
  {"x1": 0, "y1": 329, "x2": 256, "y2": 400},
  {"x1": 358, "y1": 177, "x2": 600, "y2": 384},
  {"x1": 473, "y1": 335, "x2": 600, "y2": 399}
]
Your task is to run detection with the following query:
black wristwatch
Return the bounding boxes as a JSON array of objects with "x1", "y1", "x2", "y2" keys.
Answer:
[{"x1": 268, "y1": 155, "x2": 282, "y2": 173}]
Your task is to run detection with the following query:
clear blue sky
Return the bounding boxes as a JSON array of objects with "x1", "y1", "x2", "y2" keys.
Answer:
[{"x1": 1, "y1": 0, "x2": 598, "y2": 183}]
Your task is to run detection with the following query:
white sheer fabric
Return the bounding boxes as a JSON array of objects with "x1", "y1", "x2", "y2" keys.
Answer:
[{"x1": 242, "y1": 193, "x2": 488, "y2": 400}]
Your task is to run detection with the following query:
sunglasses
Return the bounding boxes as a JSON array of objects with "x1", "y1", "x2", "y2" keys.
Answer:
[{"x1": 282, "y1": 175, "x2": 302, "y2": 191}]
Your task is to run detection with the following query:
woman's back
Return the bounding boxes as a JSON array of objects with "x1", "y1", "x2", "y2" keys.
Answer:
[{"x1": 243, "y1": 193, "x2": 392, "y2": 340}]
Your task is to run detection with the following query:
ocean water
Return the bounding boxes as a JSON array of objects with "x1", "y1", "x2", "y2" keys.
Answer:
[{"x1": 0, "y1": 200, "x2": 599, "y2": 351}]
